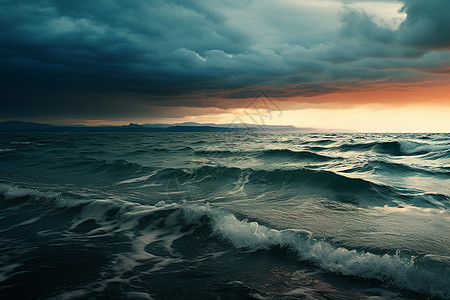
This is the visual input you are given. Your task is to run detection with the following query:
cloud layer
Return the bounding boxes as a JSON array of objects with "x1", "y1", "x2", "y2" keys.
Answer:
[{"x1": 1, "y1": 0, "x2": 449, "y2": 121}]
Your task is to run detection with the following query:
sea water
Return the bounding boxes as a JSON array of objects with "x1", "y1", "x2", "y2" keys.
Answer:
[{"x1": 0, "y1": 132, "x2": 449, "y2": 299}]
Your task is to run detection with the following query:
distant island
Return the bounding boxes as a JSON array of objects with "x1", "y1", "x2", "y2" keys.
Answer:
[{"x1": 0, "y1": 121, "x2": 319, "y2": 133}]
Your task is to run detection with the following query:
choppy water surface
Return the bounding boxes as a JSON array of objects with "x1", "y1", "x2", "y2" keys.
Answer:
[{"x1": 0, "y1": 132, "x2": 449, "y2": 299}]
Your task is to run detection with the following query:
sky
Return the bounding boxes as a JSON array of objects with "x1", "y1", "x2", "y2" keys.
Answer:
[{"x1": 1, "y1": 0, "x2": 449, "y2": 132}]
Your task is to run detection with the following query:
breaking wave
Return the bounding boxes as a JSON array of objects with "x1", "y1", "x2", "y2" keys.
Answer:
[
  {"x1": 339, "y1": 140, "x2": 446, "y2": 156},
  {"x1": 183, "y1": 204, "x2": 450, "y2": 299}
]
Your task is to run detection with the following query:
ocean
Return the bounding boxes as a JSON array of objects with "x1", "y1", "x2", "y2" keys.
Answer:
[{"x1": 0, "y1": 132, "x2": 449, "y2": 299}]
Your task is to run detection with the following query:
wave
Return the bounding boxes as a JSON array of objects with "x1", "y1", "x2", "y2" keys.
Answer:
[
  {"x1": 154, "y1": 165, "x2": 374, "y2": 189},
  {"x1": 306, "y1": 146, "x2": 329, "y2": 151},
  {"x1": 342, "y1": 160, "x2": 450, "y2": 178},
  {"x1": 182, "y1": 204, "x2": 450, "y2": 299},
  {"x1": 425, "y1": 148, "x2": 450, "y2": 160},
  {"x1": 246, "y1": 167, "x2": 397, "y2": 202},
  {"x1": 3, "y1": 156, "x2": 446, "y2": 209},
  {"x1": 151, "y1": 146, "x2": 194, "y2": 152},
  {"x1": 190, "y1": 140, "x2": 209, "y2": 145},
  {"x1": 194, "y1": 150, "x2": 240, "y2": 157},
  {"x1": 49, "y1": 158, "x2": 153, "y2": 180},
  {"x1": 194, "y1": 148, "x2": 339, "y2": 162},
  {"x1": 153, "y1": 165, "x2": 450, "y2": 208},
  {"x1": 310, "y1": 139, "x2": 335, "y2": 145},
  {"x1": 259, "y1": 149, "x2": 338, "y2": 162},
  {"x1": 0, "y1": 183, "x2": 85, "y2": 208},
  {"x1": 149, "y1": 165, "x2": 399, "y2": 206},
  {"x1": 6, "y1": 159, "x2": 439, "y2": 209},
  {"x1": 338, "y1": 140, "x2": 444, "y2": 156},
  {"x1": 178, "y1": 146, "x2": 195, "y2": 152}
]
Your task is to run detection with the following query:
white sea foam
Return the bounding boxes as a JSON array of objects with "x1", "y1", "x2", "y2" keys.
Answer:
[
  {"x1": 10, "y1": 141, "x2": 32, "y2": 145},
  {"x1": 283, "y1": 287, "x2": 314, "y2": 296},
  {"x1": 399, "y1": 140, "x2": 447, "y2": 155},
  {"x1": 0, "y1": 183, "x2": 86, "y2": 208},
  {"x1": 0, "y1": 184, "x2": 60, "y2": 200},
  {"x1": 115, "y1": 171, "x2": 158, "y2": 185}
]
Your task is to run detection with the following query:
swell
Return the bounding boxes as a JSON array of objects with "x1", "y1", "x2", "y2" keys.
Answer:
[
  {"x1": 425, "y1": 148, "x2": 450, "y2": 160},
  {"x1": 342, "y1": 160, "x2": 450, "y2": 178},
  {"x1": 151, "y1": 146, "x2": 194, "y2": 152},
  {"x1": 0, "y1": 153, "x2": 155, "y2": 186},
  {"x1": 2, "y1": 159, "x2": 447, "y2": 209},
  {"x1": 193, "y1": 148, "x2": 338, "y2": 162},
  {"x1": 259, "y1": 149, "x2": 338, "y2": 162},
  {"x1": 194, "y1": 149, "x2": 241, "y2": 157},
  {"x1": 338, "y1": 140, "x2": 445, "y2": 156},
  {"x1": 154, "y1": 165, "x2": 376, "y2": 189},
  {"x1": 311, "y1": 138, "x2": 335, "y2": 145},
  {"x1": 247, "y1": 167, "x2": 387, "y2": 194},
  {"x1": 43, "y1": 158, "x2": 155, "y2": 181},
  {"x1": 4, "y1": 162, "x2": 395, "y2": 207},
  {"x1": 155, "y1": 165, "x2": 450, "y2": 208},
  {"x1": 151, "y1": 165, "x2": 399, "y2": 206},
  {"x1": 86, "y1": 159, "x2": 146, "y2": 175}
]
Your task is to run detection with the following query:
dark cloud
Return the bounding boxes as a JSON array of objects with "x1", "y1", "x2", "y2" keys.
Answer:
[
  {"x1": 398, "y1": 0, "x2": 450, "y2": 49},
  {"x1": 340, "y1": 8, "x2": 396, "y2": 44},
  {"x1": 0, "y1": 0, "x2": 449, "y2": 121},
  {"x1": 340, "y1": 0, "x2": 450, "y2": 49}
]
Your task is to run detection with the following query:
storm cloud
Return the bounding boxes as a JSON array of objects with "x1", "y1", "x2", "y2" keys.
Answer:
[{"x1": 0, "y1": 0, "x2": 449, "y2": 121}]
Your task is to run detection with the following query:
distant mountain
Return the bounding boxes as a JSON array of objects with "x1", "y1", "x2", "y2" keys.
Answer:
[
  {"x1": 143, "y1": 122, "x2": 317, "y2": 132},
  {"x1": 141, "y1": 123, "x2": 171, "y2": 129},
  {"x1": 0, "y1": 121, "x2": 55, "y2": 131},
  {"x1": 0, "y1": 121, "x2": 246, "y2": 132},
  {"x1": 0, "y1": 121, "x2": 318, "y2": 132}
]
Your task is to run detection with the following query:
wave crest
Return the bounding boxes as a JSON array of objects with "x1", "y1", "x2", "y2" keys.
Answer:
[
  {"x1": 339, "y1": 140, "x2": 444, "y2": 156},
  {"x1": 0, "y1": 183, "x2": 87, "y2": 208},
  {"x1": 183, "y1": 204, "x2": 450, "y2": 299}
]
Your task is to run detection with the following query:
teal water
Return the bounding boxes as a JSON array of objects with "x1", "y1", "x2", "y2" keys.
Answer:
[{"x1": 0, "y1": 133, "x2": 449, "y2": 299}]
